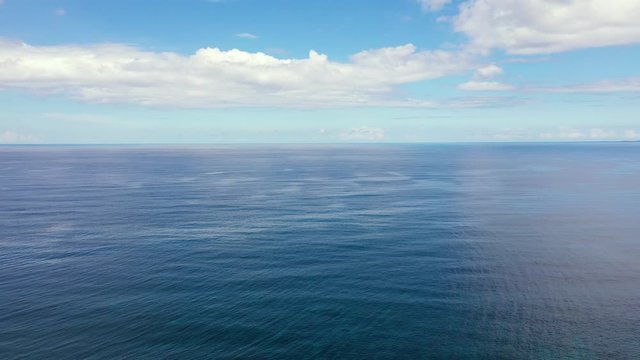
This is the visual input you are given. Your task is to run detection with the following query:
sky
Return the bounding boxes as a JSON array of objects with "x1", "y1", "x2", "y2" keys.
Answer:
[{"x1": 0, "y1": 0, "x2": 639, "y2": 143}]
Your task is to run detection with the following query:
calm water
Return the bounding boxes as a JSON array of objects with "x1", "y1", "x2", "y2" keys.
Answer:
[{"x1": 1, "y1": 144, "x2": 639, "y2": 359}]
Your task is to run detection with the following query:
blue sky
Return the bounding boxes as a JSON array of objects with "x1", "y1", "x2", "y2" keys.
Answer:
[{"x1": 0, "y1": 0, "x2": 639, "y2": 143}]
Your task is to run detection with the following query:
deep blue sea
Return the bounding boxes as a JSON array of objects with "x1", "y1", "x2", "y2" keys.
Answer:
[{"x1": 1, "y1": 144, "x2": 639, "y2": 359}]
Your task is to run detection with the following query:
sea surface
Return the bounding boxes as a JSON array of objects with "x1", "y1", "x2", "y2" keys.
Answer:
[{"x1": 1, "y1": 143, "x2": 639, "y2": 359}]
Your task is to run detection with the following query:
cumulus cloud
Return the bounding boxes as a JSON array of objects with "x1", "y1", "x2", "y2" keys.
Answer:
[
  {"x1": 0, "y1": 39, "x2": 476, "y2": 108},
  {"x1": 454, "y1": 0, "x2": 640, "y2": 54},
  {"x1": 339, "y1": 127, "x2": 385, "y2": 141},
  {"x1": 235, "y1": 33, "x2": 257, "y2": 39},
  {"x1": 417, "y1": 0, "x2": 452, "y2": 12}
]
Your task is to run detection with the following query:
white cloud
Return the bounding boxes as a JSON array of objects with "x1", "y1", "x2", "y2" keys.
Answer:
[
  {"x1": 339, "y1": 127, "x2": 385, "y2": 141},
  {"x1": 475, "y1": 64, "x2": 502, "y2": 78},
  {"x1": 454, "y1": 0, "x2": 640, "y2": 54},
  {"x1": 54, "y1": 8, "x2": 65, "y2": 16},
  {"x1": 417, "y1": 0, "x2": 452, "y2": 12},
  {"x1": 459, "y1": 64, "x2": 513, "y2": 91},
  {"x1": 473, "y1": 76, "x2": 640, "y2": 93},
  {"x1": 458, "y1": 81, "x2": 513, "y2": 91},
  {"x1": 0, "y1": 131, "x2": 39, "y2": 143},
  {"x1": 0, "y1": 39, "x2": 476, "y2": 108},
  {"x1": 236, "y1": 33, "x2": 257, "y2": 39}
]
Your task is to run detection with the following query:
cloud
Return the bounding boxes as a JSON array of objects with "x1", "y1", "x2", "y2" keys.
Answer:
[
  {"x1": 44, "y1": 112, "x2": 116, "y2": 124},
  {"x1": 490, "y1": 127, "x2": 640, "y2": 141},
  {"x1": 623, "y1": 130, "x2": 640, "y2": 139},
  {"x1": 536, "y1": 77, "x2": 640, "y2": 93},
  {"x1": 475, "y1": 64, "x2": 502, "y2": 78},
  {"x1": 417, "y1": 0, "x2": 452, "y2": 12},
  {"x1": 339, "y1": 127, "x2": 385, "y2": 141},
  {"x1": 0, "y1": 39, "x2": 476, "y2": 108},
  {"x1": 461, "y1": 76, "x2": 640, "y2": 93},
  {"x1": 458, "y1": 81, "x2": 513, "y2": 91},
  {"x1": 539, "y1": 128, "x2": 638, "y2": 140},
  {"x1": 501, "y1": 57, "x2": 552, "y2": 64},
  {"x1": 236, "y1": 33, "x2": 257, "y2": 39},
  {"x1": 458, "y1": 64, "x2": 512, "y2": 91},
  {"x1": 454, "y1": 0, "x2": 640, "y2": 54},
  {"x1": 0, "y1": 131, "x2": 39, "y2": 143},
  {"x1": 54, "y1": 8, "x2": 65, "y2": 16}
]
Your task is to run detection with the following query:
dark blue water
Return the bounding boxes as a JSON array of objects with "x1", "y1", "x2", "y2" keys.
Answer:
[{"x1": 1, "y1": 144, "x2": 639, "y2": 359}]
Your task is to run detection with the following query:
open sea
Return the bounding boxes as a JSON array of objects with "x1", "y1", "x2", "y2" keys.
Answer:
[{"x1": 1, "y1": 143, "x2": 639, "y2": 359}]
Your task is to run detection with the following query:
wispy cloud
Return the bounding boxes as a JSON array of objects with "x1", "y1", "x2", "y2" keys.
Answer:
[
  {"x1": 44, "y1": 113, "x2": 116, "y2": 124},
  {"x1": 339, "y1": 127, "x2": 385, "y2": 141},
  {"x1": 54, "y1": 8, "x2": 65, "y2": 16},
  {"x1": 461, "y1": 76, "x2": 640, "y2": 93},
  {"x1": 417, "y1": 0, "x2": 451, "y2": 12},
  {"x1": 458, "y1": 63, "x2": 513, "y2": 91},
  {"x1": 458, "y1": 81, "x2": 513, "y2": 91},
  {"x1": 0, "y1": 130, "x2": 39, "y2": 143},
  {"x1": 489, "y1": 127, "x2": 640, "y2": 141},
  {"x1": 535, "y1": 77, "x2": 640, "y2": 93},
  {"x1": 539, "y1": 128, "x2": 640, "y2": 141},
  {"x1": 236, "y1": 33, "x2": 257, "y2": 40}
]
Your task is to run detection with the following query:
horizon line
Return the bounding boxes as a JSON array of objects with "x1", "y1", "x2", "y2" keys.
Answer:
[{"x1": 1, "y1": 140, "x2": 638, "y2": 146}]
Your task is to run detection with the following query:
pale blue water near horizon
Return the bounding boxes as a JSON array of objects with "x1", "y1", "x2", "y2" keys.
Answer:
[{"x1": 1, "y1": 143, "x2": 639, "y2": 359}]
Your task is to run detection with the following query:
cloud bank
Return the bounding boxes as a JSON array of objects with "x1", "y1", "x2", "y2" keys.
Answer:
[
  {"x1": 454, "y1": 0, "x2": 640, "y2": 54},
  {"x1": 0, "y1": 39, "x2": 474, "y2": 108}
]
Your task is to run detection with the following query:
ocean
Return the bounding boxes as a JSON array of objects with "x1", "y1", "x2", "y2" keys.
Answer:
[{"x1": 1, "y1": 143, "x2": 639, "y2": 359}]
